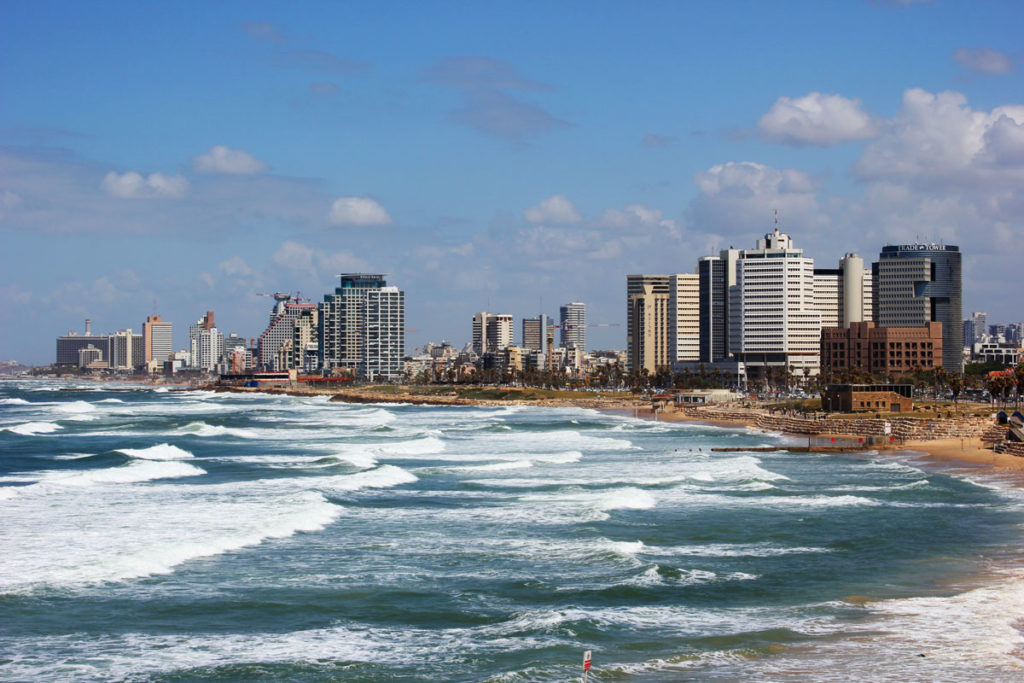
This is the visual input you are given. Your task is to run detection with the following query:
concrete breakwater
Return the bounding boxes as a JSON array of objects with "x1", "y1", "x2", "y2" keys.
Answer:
[{"x1": 677, "y1": 405, "x2": 991, "y2": 442}]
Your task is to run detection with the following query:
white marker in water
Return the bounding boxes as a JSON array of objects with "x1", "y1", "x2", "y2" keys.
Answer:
[{"x1": 583, "y1": 649, "x2": 592, "y2": 682}]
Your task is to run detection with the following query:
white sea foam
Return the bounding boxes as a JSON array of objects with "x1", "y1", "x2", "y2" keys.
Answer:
[
  {"x1": 0, "y1": 397, "x2": 31, "y2": 405},
  {"x1": 97, "y1": 398, "x2": 125, "y2": 403},
  {"x1": 117, "y1": 444, "x2": 195, "y2": 460},
  {"x1": 0, "y1": 485, "x2": 341, "y2": 591},
  {"x1": 316, "y1": 465, "x2": 418, "y2": 492},
  {"x1": 52, "y1": 400, "x2": 97, "y2": 414},
  {"x1": 0, "y1": 461, "x2": 206, "y2": 501},
  {"x1": 3, "y1": 421, "x2": 63, "y2": 435},
  {"x1": 53, "y1": 452, "x2": 96, "y2": 461},
  {"x1": 175, "y1": 422, "x2": 259, "y2": 439},
  {"x1": 372, "y1": 436, "x2": 446, "y2": 456}
]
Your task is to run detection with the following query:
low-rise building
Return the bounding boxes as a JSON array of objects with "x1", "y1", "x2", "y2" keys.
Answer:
[
  {"x1": 821, "y1": 321, "x2": 942, "y2": 376},
  {"x1": 822, "y1": 384, "x2": 913, "y2": 413}
]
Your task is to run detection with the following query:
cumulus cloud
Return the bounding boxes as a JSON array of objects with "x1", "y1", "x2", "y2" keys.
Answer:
[
  {"x1": 192, "y1": 145, "x2": 267, "y2": 174},
  {"x1": 219, "y1": 256, "x2": 255, "y2": 277},
  {"x1": 524, "y1": 194, "x2": 581, "y2": 225},
  {"x1": 758, "y1": 92, "x2": 879, "y2": 146},
  {"x1": 101, "y1": 171, "x2": 188, "y2": 199},
  {"x1": 600, "y1": 204, "x2": 676, "y2": 232},
  {"x1": 329, "y1": 196, "x2": 392, "y2": 226},
  {"x1": 687, "y1": 161, "x2": 826, "y2": 242},
  {"x1": 953, "y1": 47, "x2": 1014, "y2": 74},
  {"x1": 273, "y1": 240, "x2": 370, "y2": 273},
  {"x1": 855, "y1": 88, "x2": 1024, "y2": 185}
]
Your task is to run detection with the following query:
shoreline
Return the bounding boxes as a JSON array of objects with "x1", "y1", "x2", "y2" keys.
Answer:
[{"x1": 209, "y1": 382, "x2": 1024, "y2": 479}]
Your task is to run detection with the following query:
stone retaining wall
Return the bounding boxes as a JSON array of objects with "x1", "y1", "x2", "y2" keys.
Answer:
[
  {"x1": 1005, "y1": 442, "x2": 1024, "y2": 458},
  {"x1": 676, "y1": 405, "x2": 991, "y2": 442}
]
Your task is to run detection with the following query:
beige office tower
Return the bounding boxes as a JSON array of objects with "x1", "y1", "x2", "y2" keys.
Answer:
[
  {"x1": 626, "y1": 274, "x2": 671, "y2": 373},
  {"x1": 143, "y1": 315, "x2": 173, "y2": 365},
  {"x1": 669, "y1": 273, "x2": 699, "y2": 363}
]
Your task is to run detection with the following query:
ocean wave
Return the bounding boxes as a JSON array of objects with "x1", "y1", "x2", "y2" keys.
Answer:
[
  {"x1": 175, "y1": 422, "x2": 260, "y2": 439},
  {"x1": 317, "y1": 465, "x2": 418, "y2": 492},
  {"x1": 0, "y1": 397, "x2": 31, "y2": 405},
  {"x1": 117, "y1": 444, "x2": 195, "y2": 460},
  {"x1": 3, "y1": 421, "x2": 63, "y2": 435},
  {"x1": 52, "y1": 400, "x2": 97, "y2": 414},
  {"x1": 0, "y1": 461, "x2": 206, "y2": 501},
  {"x1": 372, "y1": 436, "x2": 446, "y2": 456}
]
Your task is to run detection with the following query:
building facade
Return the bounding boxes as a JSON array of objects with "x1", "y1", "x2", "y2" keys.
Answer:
[
  {"x1": 669, "y1": 273, "x2": 699, "y2": 363},
  {"x1": 521, "y1": 315, "x2": 552, "y2": 352},
  {"x1": 258, "y1": 295, "x2": 318, "y2": 371},
  {"x1": 821, "y1": 321, "x2": 943, "y2": 376},
  {"x1": 559, "y1": 302, "x2": 586, "y2": 350},
  {"x1": 143, "y1": 315, "x2": 173, "y2": 366},
  {"x1": 874, "y1": 243, "x2": 962, "y2": 372},
  {"x1": 626, "y1": 274, "x2": 671, "y2": 373},
  {"x1": 319, "y1": 274, "x2": 405, "y2": 381},
  {"x1": 189, "y1": 312, "x2": 223, "y2": 372},
  {"x1": 728, "y1": 229, "x2": 821, "y2": 379}
]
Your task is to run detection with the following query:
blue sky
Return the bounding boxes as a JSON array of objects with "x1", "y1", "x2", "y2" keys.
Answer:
[{"x1": 2, "y1": 0, "x2": 1023, "y2": 364}]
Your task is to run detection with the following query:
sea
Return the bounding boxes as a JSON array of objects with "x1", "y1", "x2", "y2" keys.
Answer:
[{"x1": 1, "y1": 380, "x2": 1023, "y2": 682}]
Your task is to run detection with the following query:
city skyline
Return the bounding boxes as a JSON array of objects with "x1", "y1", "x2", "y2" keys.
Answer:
[{"x1": 3, "y1": 1, "x2": 1023, "y2": 365}]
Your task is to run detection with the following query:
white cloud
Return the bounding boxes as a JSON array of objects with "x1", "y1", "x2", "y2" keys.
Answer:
[
  {"x1": 953, "y1": 47, "x2": 1014, "y2": 75},
  {"x1": 524, "y1": 194, "x2": 581, "y2": 224},
  {"x1": 273, "y1": 240, "x2": 371, "y2": 274},
  {"x1": 219, "y1": 256, "x2": 255, "y2": 277},
  {"x1": 855, "y1": 88, "x2": 1024, "y2": 185},
  {"x1": 600, "y1": 204, "x2": 677, "y2": 233},
  {"x1": 101, "y1": 171, "x2": 188, "y2": 198},
  {"x1": 329, "y1": 196, "x2": 392, "y2": 226},
  {"x1": 273, "y1": 240, "x2": 315, "y2": 270},
  {"x1": 758, "y1": 92, "x2": 879, "y2": 146},
  {"x1": 192, "y1": 145, "x2": 267, "y2": 174},
  {"x1": 688, "y1": 161, "x2": 827, "y2": 242}
]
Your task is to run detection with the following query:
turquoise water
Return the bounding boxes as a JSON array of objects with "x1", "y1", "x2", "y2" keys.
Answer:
[{"x1": 1, "y1": 381, "x2": 1023, "y2": 681}]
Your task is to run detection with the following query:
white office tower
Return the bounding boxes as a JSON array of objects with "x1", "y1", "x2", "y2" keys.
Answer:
[
  {"x1": 319, "y1": 274, "x2": 405, "y2": 381},
  {"x1": 669, "y1": 274, "x2": 699, "y2": 363},
  {"x1": 559, "y1": 302, "x2": 586, "y2": 351},
  {"x1": 188, "y1": 311, "x2": 223, "y2": 372},
  {"x1": 627, "y1": 274, "x2": 671, "y2": 373},
  {"x1": 488, "y1": 314, "x2": 514, "y2": 352},
  {"x1": 108, "y1": 329, "x2": 140, "y2": 370},
  {"x1": 813, "y1": 270, "x2": 840, "y2": 329},
  {"x1": 813, "y1": 253, "x2": 873, "y2": 330},
  {"x1": 729, "y1": 229, "x2": 821, "y2": 379},
  {"x1": 473, "y1": 312, "x2": 513, "y2": 354}
]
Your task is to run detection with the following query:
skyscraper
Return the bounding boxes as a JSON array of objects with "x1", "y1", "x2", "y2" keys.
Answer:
[
  {"x1": 319, "y1": 274, "x2": 405, "y2": 381},
  {"x1": 626, "y1": 274, "x2": 671, "y2": 373},
  {"x1": 257, "y1": 294, "x2": 317, "y2": 371},
  {"x1": 522, "y1": 315, "x2": 552, "y2": 351},
  {"x1": 143, "y1": 315, "x2": 173, "y2": 367},
  {"x1": 189, "y1": 311, "x2": 223, "y2": 372},
  {"x1": 874, "y1": 243, "x2": 962, "y2": 372},
  {"x1": 729, "y1": 229, "x2": 821, "y2": 379},
  {"x1": 559, "y1": 302, "x2": 586, "y2": 351},
  {"x1": 669, "y1": 274, "x2": 699, "y2": 363},
  {"x1": 697, "y1": 248, "x2": 739, "y2": 363}
]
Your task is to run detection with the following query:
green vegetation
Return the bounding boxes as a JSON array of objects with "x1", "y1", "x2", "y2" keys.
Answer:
[{"x1": 353, "y1": 384, "x2": 608, "y2": 402}]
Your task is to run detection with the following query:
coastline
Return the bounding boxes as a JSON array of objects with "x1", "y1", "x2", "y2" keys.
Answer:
[{"x1": 207, "y1": 382, "x2": 1024, "y2": 480}]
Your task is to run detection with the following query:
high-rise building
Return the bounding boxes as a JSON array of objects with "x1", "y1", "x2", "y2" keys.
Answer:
[
  {"x1": 55, "y1": 321, "x2": 108, "y2": 366},
  {"x1": 108, "y1": 329, "x2": 143, "y2": 370},
  {"x1": 669, "y1": 274, "x2": 699, "y2": 363},
  {"x1": 874, "y1": 243, "x2": 962, "y2": 372},
  {"x1": 472, "y1": 312, "x2": 513, "y2": 355},
  {"x1": 729, "y1": 229, "x2": 821, "y2": 379},
  {"x1": 257, "y1": 294, "x2": 318, "y2": 371},
  {"x1": 522, "y1": 315, "x2": 552, "y2": 351},
  {"x1": 559, "y1": 302, "x2": 586, "y2": 351},
  {"x1": 814, "y1": 253, "x2": 873, "y2": 331},
  {"x1": 626, "y1": 274, "x2": 671, "y2": 373},
  {"x1": 189, "y1": 311, "x2": 223, "y2": 372},
  {"x1": 319, "y1": 274, "x2": 405, "y2": 381},
  {"x1": 963, "y1": 312, "x2": 986, "y2": 346},
  {"x1": 143, "y1": 315, "x2": 173, "y2": 366},
  {"x1": 697, "y1": 248, "x2": 739, "y2": 363}
]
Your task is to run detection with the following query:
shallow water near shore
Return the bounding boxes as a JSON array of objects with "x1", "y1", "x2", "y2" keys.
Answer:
[{"x1": 2, "y1": 380, "x2": 1023, "y2": 681}]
